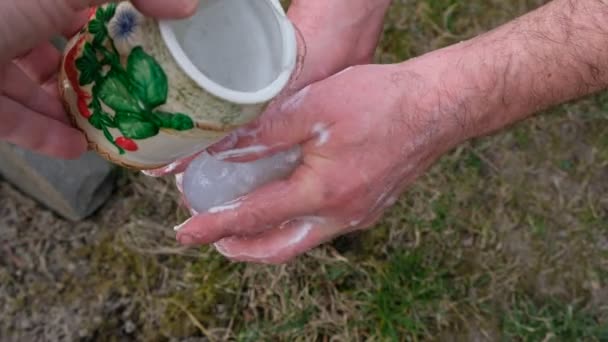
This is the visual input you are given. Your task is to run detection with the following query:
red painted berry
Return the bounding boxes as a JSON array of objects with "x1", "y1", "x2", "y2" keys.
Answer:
[
  {"x1": 77, "y1": 98, "x2": 91, "y2": 118},
  {"x1": 64, "y1": 36, "x2": 91, "y2": 100},
  {"x1": 88, "y1": 7, "x2": 97, "y2": 19},
  {"x1": 115, "y1": 137, "x2": 138, "y2": 151}
]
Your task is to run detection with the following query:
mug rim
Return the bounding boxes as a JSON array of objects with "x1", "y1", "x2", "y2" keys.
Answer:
[{"x1": 157, "y1": 0, "x2": 297, "y2": 105}]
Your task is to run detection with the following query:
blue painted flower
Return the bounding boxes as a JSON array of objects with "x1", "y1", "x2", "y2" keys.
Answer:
[{"x1": 108, "y1": 3, "x2": 143, "y2": 55}]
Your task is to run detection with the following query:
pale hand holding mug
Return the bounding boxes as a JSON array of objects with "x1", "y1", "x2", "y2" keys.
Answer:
[{"x1": 0, "y1": 0, "x2": 199, "y2": 159}]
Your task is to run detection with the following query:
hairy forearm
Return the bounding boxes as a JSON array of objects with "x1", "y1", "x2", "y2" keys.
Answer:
[{"x1": 418, "y1": 0, "x2": 608, "y2": 141}]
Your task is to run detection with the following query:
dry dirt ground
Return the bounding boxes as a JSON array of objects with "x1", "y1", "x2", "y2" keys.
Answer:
[{"x1": 1, "y1": 0, "x2": 607, "y2": 341}]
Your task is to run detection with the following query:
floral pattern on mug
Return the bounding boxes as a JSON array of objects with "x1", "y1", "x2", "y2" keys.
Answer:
[
  {"x1": 108, "y1": 3, "x2": 144, "y2": 55},
  {"x1": 64, "y1": 3, "x2": 195, "y2": 155}
]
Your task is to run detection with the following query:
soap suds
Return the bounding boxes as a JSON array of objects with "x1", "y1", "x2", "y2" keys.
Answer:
[
  {"x1": 284, "y1": 147, "x2": 302, "y2": 164},
  {"x1": 141, "y1": 160, "x2": 179, "y2": 177},
  {"x1": 208, "y1": 200, "x2": 242, "y2": 214},
  {"x1": 286, "y1": 221, "x2": 313, "y2": 246},
  {"x1": 312, "y1": 123, "x2": 331, "y2": 147},
  {"x1": 214, "y1": 145, "x2": 269, "y2": 160},
  {"x1": 236, "y1": 126, "x2": 262, "y2": 139}
]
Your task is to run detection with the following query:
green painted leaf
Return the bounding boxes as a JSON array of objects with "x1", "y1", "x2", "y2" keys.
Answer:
[
  {"x1": 90, "y1": 97, "x2": 102, "y2": 112},
  {"x1": 75, "y1": 43, "x2": 99, "y2": 86},
  {"x1": 96, "y1": 4, "x2": 117, "y2": 23},
  {"x1": 151, "y1": 111, "x2": 195, "y2": 131},
  {"x1": 115, "y1": 112, "x2": 159, "y2": 140},
  {"x1": 98, "y1": 72, "x2": 142, "y2": 113},
  {"x1": 127, "y1": 47, "x2": 168, "y2": 108},
  {"x1": 95, "y1": 7, "x2": 106, "y2": 20},
  {"x1": 83, "y1": 42, "x2": 97, "y2": 61},
  {"x1": 92, "y1": 31, "x2": 107, "y2": 47},
  {"x1": 89, "y1": 113, "x2": 104, "y2": 130},
  {"x1": 88, "y1": 19, "x2": 105, "y2": 34},
  {"x1": 102, "y1": 126, "x2": 125, "y2": 155},
  {"x1": 77, "y1": 65, "x2": 96, "y2": 85},
  {"x1": 149, "y1": 111, "x2": 170, "y2": 127},
  {"x1": 100, "y1": 114, "x2": 116, "y2": 128},
  {"x1": 104, "y1": 4, "x2": 117, "y2": 21},
  {"x1": 169, "y1": 113, "x2": 195, "y2": 131}
]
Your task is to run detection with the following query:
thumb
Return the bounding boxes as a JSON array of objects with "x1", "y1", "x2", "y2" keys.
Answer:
[
  {"x1": 209, "y1": 85, "x2": 320, "y2": 162},
  {"x1": 0, "y1": 0, "x2": 197, "y2": 65}
]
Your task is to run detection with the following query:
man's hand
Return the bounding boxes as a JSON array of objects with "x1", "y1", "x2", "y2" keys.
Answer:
[
  {"x1": 0, "y1": 0, "x2": 197, "y2": 159},
  {"x1": 174, "y1": 63, "x2": 464, "y2": 264}
]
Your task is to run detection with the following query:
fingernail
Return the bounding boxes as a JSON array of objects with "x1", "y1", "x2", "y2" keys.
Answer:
[
  {"x1": 175, "y1": 173, "x2": 184, "y2": 193},
  {"x1": 180, "y1": 0, "x2": 199, "y2": 16},
  {"x1": 173, "y1": 217, "x2": 192, "y2": 231},
  {"x1": 213, "y1": 242, "x2": 231, "y2": 257}
]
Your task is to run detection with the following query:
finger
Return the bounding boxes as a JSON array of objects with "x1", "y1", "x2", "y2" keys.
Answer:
[
  {"x1": 0, "y1": 0, "x2": 197, "y2": 65},
  {"x1": 41, "y1": 76, "x2": 61, "y2": 98},
  {"x1": 209, "y1": 85, "x2": 323, "y2": 162},
  {"x1": 1, "y1": 63, "x2": 71, "y2": 124},
  {"x1": 14, "y1": 42, "x2": 61, "y2": 84},
  {"x1": 214, "y1": 217, "x2": 342, "y2": 264},
  {"x1": 62, "y1": 10, "x2": 90, "y2": 38},
  {"x1": 175, "y1": 167, "x2": 324, "y2": 246},
  {"x1": 142, "y1": 133, "x2": 238, "y2": 178},
  {"x1": 129, "y1": 0, "x2": 199, "y2": 18},
  {"x1": 206, "y1": 132, "x2": 239, "y2": 154},
  {"x1": 0, "y1": 96, "x2": 87, "y2": 159},
  {"x1": 141, "y1": 151, "x2": 203, "y2": 178},
  {"x1": 83, "y1": 0, "x2": 198, "y2": 18}
]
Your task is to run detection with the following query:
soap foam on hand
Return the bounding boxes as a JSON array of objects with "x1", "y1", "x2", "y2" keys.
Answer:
[{"x1": 182, "y1": 146, "x2": 302, "y2": 214}]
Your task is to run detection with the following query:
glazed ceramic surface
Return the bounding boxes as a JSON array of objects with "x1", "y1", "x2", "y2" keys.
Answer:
[{"x1": 59, "y1": 0, "x2": 297, "y2": 169}]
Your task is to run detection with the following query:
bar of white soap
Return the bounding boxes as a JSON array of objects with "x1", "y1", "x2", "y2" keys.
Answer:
[{"x1": 182, "y1": 147, "x2": 302, "y2": 213}]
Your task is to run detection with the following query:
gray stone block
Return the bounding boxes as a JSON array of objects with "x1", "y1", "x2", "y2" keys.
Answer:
[{"x1": 0, "y1": 143, "x2": 116, "y2": 221}]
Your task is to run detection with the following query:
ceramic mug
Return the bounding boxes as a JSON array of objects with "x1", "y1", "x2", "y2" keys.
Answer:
[{"x1": 59, "y1": 0, "x2": 299, "y2": 170}]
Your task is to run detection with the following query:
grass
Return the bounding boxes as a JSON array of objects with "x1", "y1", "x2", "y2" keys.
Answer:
[
  {"x1": 1, "y1": 0, "x2": 607, "y2": 340},
  {"x1": 502, "y1": 295, "x2": 607, "y2": 341}
]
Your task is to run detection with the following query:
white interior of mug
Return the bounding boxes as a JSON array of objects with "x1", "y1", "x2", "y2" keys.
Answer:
[{"x1": 158, "y1": 0, "x2": 297, "y2": 104}]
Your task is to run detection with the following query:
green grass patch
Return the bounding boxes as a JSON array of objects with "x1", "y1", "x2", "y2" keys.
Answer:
[
  {"x1": 502, "y1": 295, "x2": 607, "y2": 341},
  {"x1": 358, "y1": 249, "x2": 456, "y2": 340}
]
